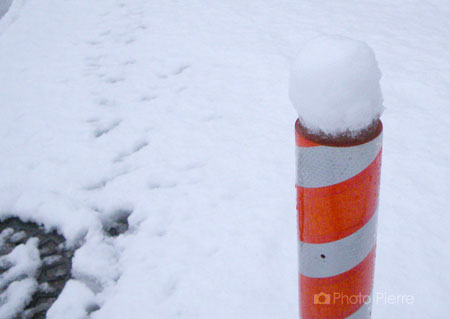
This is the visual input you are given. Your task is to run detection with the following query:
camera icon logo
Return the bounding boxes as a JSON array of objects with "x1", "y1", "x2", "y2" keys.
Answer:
[{"x1": 314, "y1": 292, "x2": 331, "y2": 305}]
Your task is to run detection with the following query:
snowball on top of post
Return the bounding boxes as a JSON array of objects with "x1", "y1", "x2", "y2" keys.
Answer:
[{"x1": 290, "y1": 35, "x2": 384, "y2": 145}]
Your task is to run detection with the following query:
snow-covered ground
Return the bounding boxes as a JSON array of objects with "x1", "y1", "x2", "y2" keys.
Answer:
[
  {"x1": 0, "y1": 0, "x2": 12, "y2": 18},
  {"x1": 0, "y1": 0, "x2": 449, "y2": 318}
]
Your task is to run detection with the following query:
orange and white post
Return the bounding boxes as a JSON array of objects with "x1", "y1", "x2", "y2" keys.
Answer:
[
  {"x1": 295, "y1": 119, "x2": 382, "y2": 318},
  {"x1": 290, "y1": 36, "x2": 384, "y2": 319}
]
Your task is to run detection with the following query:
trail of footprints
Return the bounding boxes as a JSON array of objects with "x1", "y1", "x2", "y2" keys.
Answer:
[{"x1": 2, "y1": 2, "x2": 195, "y2": 317}]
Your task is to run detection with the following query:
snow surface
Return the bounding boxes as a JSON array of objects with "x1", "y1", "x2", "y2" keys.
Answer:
[
  {"x1": 46, "y1": 280, "x2": 97, "y2": 319},
  {"x1": 0, "y1": 237, "x2": 41, "y2": 317},
  {"x1": 0, "y1": 0, "x2": 449, "y2": 318},
  {"x1": 0, "y1": 0, "x2": 13, "y2": 20},
  {"x1": 0, "y1": 0, "x2": 25, "y2": 35},
  {"x1": 289, "y1": 35, "x2": 383, "y2": 134},
  {"x1": 0, "y1": 278, "x2": 37, "y2": 319}
]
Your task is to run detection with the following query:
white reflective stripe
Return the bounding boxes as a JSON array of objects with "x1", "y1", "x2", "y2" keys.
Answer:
[
  {"x1": 346, "y1": 294, "x2": 372, "y2": 319},
  {"x1": 296, "y1": 133, "x2": 382, "y2": 188},
  {"x1": 299, "y1": 210, "x2": 378, "y2": 278}
]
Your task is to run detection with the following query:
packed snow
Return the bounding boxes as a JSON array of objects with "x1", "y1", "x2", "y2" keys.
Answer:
[
  {"x1": 0, "y1": 0, "x2": 449, "y2": 318},
  {"x1": 46, "y1": 280, "x2": 97, "y2": 319},
  {"x1": 0, "y1": 236, "x2": 41, "y2": 317},
  {"x1": 0, "y1": 278, "x2": 37, "y2": 318},
  {"x1": 289, "y1": 35, "x2": 383, "y2": 135},
  {"x1": 0, "y1": 0, "x2": 12, "y2": 20}
]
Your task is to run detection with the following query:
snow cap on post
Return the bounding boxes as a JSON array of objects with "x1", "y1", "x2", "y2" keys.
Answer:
[{"x1": 289, "y1": 35, "x2": 383, "y2": 142}]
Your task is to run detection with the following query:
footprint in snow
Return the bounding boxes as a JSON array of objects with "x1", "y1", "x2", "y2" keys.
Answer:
[
  {"x1": 114, "y1": 140, "x2": 149, "y2": 162},
  {"x1": 93, "y1": 120, "x2": 121, "y2": 138},
  {"x1": 171, "y1": 64, "x2": 190, "y2": 76}
]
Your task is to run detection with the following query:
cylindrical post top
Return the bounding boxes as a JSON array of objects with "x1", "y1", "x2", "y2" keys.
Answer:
[{"x1": 295, "y1": 119, "x2": 383, "y2": 147}]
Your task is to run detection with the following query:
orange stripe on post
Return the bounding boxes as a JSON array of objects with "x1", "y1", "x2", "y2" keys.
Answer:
[
  {"x1": 295, "y1": 120, "x2": 321, "y2": 147},
  {"x1": 296, "y1": 131, "x2": 321, "y2": 147},
  {"x1": 296, "y1": 151, "x2": 381, "y2": 244}
]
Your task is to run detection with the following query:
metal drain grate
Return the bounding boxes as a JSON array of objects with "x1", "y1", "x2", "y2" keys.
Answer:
[{"x1": 0, "y1": 218, "x2": 73, "y2": 319}]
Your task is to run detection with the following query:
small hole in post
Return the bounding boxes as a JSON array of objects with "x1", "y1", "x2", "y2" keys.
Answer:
[{"x1": 320, "y1": 254, "x2": 326, "y2": 259}]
